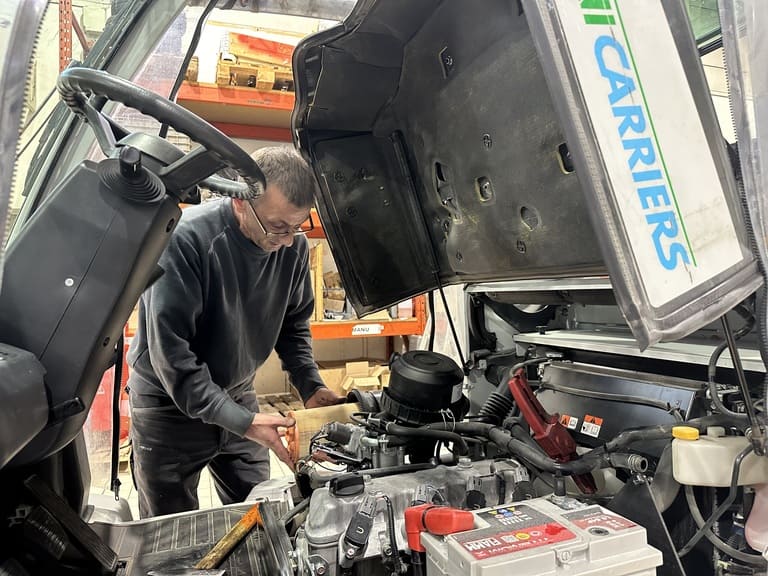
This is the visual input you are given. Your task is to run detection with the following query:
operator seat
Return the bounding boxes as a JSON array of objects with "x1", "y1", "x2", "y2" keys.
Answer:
[{"x1": 0, "y1": 158, "x2": 181, "y2": 468}]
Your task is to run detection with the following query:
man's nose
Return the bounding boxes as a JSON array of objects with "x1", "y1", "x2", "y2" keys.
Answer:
[{"x1": 277, "y1": 234, "x2": 295, "y2": 248}]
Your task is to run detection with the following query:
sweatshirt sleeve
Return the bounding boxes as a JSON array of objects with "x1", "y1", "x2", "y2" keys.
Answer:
[
  {"x1": 274, "y1": 243, "x2": 325, "y2": 403},
  {"x1": 143, "y1": 232, "x2": 254, "y2": 436}
]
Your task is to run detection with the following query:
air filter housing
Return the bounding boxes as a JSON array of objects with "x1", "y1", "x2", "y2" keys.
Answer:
[{"x1": 381, "y1": 351, "x2": 463, "y2": 425}]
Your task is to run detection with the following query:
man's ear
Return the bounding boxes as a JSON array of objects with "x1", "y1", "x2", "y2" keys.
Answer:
[
  {"x1": 232, "y1": 198, "x2": 246, "y2": 216},
  {"x1": 231, "y1": 198, "x2": 248, "y2": 226}
]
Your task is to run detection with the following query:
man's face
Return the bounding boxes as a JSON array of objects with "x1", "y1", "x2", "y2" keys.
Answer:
[{"x1": 238, "y1": 185, "x2": 311, "y2": 252}]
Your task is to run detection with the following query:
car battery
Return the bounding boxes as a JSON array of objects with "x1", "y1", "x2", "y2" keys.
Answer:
[{"x1": 421, "y1": 497, "x2": 662, "y2": 576}]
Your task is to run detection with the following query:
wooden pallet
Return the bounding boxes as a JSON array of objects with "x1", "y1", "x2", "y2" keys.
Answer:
[
  {"x1": 216, "y1": 60, "x2": 294, "y2": 92},
  {"x1": 258, "y1": 393, "x2": 304, "y2": 415}
]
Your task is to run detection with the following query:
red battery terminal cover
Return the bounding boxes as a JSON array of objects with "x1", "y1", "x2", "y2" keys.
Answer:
[
  {"x1": 405, "y1": 504, "x2": 475, "y2": 552},
  {"x1": 508, "y1": 368, "x2": 597, "y2": 494}
]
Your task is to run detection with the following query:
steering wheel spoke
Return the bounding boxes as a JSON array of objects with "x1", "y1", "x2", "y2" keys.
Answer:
[
  {"x1": 81, "y1": 100, "x2": 119, "y2": 157},
  {"x1": 158, "y1": 146, "x2": 229, "y2": 198}
]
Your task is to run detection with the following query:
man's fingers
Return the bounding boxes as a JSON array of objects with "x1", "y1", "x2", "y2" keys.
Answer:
[{"x1": 254, "y1": 413, "x2": 295, "y2": 428}]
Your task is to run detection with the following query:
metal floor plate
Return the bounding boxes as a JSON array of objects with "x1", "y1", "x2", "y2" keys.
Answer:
[{"x1": 92, "y1": 504, "x2": 282, "y2": 576}]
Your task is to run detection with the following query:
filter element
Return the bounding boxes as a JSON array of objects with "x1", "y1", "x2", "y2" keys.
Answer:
[{"x1": 285, "y1": 403, "x2": 360, "y2": 462}]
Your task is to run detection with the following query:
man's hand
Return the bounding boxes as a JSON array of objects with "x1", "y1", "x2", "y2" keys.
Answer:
[
  {"x1": 304, "y1": 386, "x2": 344, "y2": 409},
  {"x1": 244, "y1": 413, "x2": 296, "y2": 471}
]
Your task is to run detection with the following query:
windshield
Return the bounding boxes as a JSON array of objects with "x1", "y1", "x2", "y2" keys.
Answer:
[
  {"x1": 10, "y1": 0, "x2": 190, "y2": 243},
  {"x1": 686, "y1": 0, "x2": 721, "y2": 52}
]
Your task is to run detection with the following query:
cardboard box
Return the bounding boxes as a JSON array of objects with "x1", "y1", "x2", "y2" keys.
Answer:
[
  {"x1": 324, "y1": 298, "x2": 346, "y2": 314},
  {"x1": 318, "y1": 360, "x2": 391, "y2": 395},
  {"x1": 323, "y1": 271, "x2": 342, "y2": 288},
  {"x1": 310, "y1": 243, "x2": 324, "y2": 321},
  {"x1": 342, "y1": 375, "x2": 379, "y2": 392}
]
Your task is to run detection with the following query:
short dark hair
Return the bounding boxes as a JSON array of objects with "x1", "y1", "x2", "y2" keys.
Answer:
[{"x1": 252, "y1": 146, "x2": 316, "y2": 208}]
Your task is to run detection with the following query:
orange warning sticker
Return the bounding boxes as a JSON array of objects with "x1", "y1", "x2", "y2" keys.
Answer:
[
  {"x1": 581, "y1": 414, "x2": 603, "y2": 438},
  {"x1": 560, "y1": 414, "x2": 579, "y2": 431}
]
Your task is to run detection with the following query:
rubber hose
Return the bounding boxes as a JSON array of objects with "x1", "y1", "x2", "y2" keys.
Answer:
[
  {"x1": 384, "y1": 423, "x2": 469, "y2": 456},
  {"x1": 604, "y1": 415, "x2": 748, "y2": 452},
  {"x1": 426, "y1": 422, "x2": 602, "y2": 476},
  {"x1": 429, "y1": 416, "x2": 749, "y2": 477},
  {"x1": 708, "y1": 304, "x2": 756, "y2": 418},
  {"x1": 684, "y1": 484, "x2": 766, "y2": 566},
  {"x1": 477, "y1": 358, "x2": 549, "y2": 424},
  {"x1": 279, "y1": 497, "x2": 310, "y2": 526}
]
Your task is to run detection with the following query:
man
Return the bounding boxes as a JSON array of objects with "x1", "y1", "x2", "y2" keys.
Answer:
[{"x1": 127, "y1": 146, "x2": 341, "y2": 518}]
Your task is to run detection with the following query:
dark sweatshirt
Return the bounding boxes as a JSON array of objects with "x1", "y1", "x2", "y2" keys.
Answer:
[{"x1": 126, "y1": 198, "x2": 324, "y2": 437}]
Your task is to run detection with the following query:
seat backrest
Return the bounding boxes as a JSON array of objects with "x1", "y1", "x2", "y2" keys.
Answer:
[{"x1": 0, "y1": 159, "x2": 180, "y2": 468}]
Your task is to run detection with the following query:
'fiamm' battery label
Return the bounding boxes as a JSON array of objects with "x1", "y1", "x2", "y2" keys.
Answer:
[
  {"x1": 454, "y1": 504, "x2": 577, "y2": 560},
  {"x1": 456, "y1": 524, "x2": 576, "y2": 560}
]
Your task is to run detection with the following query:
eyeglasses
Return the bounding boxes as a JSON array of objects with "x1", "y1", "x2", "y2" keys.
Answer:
[{"x1": 246, "y1": 200, "x2": 315, "y2": 238}]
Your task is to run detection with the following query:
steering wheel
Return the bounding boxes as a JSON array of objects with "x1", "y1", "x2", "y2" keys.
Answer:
[{"x1": 57, "y1": 67, "x2": 265, "y2": 199}]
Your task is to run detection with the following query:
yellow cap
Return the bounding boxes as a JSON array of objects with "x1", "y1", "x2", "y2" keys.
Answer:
[{"x1": 672, "y1": 426, "x2": 700, "y2": 441}]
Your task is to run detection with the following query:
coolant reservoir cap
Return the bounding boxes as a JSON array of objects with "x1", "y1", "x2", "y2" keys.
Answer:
[{"x1": 672, "y1": 426, "x2": 700, "y2": 441}]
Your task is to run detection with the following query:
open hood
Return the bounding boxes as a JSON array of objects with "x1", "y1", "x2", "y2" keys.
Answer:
[
  {"x1": 292, "y1": 0, "x2": 762, "y2": 349},
  {"x1": 292, "y1": 0, "x2": 606, "y2": 315}
]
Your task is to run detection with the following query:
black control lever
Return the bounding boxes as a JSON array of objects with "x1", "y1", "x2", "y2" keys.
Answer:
[{"x1": 339, "y1": 493, "x2": 378, "y2": 570}]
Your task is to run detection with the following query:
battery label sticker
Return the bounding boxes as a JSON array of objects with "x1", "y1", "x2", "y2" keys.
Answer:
[
  {"x1": 560, "y1": 414, "x2": 579, "y2": 430},
  {"x1": 580, "y1": 414, "x2": 603, "y2": 438},
  {"x1": 456, "y1": 524, "x2": 576, "y2": 560},
  {"x1": 563, "y1": 506, "x2": 637, "y2": 532},
  {"x1": 477, "y1": 504, "x2": 551, "y2": 528}
]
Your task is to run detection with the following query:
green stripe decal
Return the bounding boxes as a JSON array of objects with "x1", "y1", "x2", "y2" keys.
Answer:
[
  {"x1": 584, "y1": 13, "x2": 616, "y2": 25},
  {"x1": 581, "y1": 0, "x2": 612, "y2": 9}
]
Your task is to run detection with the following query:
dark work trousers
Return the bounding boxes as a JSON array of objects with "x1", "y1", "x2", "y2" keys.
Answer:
[{"x1": 129, "y1": 390, "x2": 269, "y2": 518}]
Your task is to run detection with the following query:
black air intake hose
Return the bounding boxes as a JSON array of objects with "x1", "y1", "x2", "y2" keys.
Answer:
[{"x1": 477, "y1": 358, "x2": 550, "y2": 424}]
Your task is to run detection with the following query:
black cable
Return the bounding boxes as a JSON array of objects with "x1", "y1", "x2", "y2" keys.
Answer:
[
  {"x1": 679, "y1": 445, "x2": 754, "y2": 557},
  {"x1": 603, "y1": 414, "x2": 748, "y2": 452},
  {"x1": 436, "y1": 283, "x2": 467, "y2": 372},
  {"x1": 384, "y1": 423, "x2": 469, "y2": 456},
  {"x1": 477, "y1": 357, "x2": 550, "y2": 424},
  {"x1": 683, "y1": 486, "x2": 765, "y2": 566},
  {"x1": 110, "y1": 335, "x2": 125, "y2": 500},
  {"x1": 279, "y1": 498, "x2": 310, "y2": 527},
  {"x1": 427, "y1": 291, "x2": 436, "y2": 351},
  {"x1": 381, "y1": 495, "x2": 404, "y2": 575},
  {"x1": 722, "y1": 315, "x2": 764, "y2": 448},
  {"x1": 159, "y1": 0, "x2": 218, "y2": 139},
  {"x1": 707, "y1": 306, "x2": 757, "y2": 418},
  {"x1": 427, "y1": 415, "x2": 750, "y2": 477}
]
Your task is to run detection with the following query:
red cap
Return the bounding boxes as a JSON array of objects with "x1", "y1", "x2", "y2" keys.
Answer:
[{"x1": 405, "y1": 504, "x2": 475, "y2": 552}]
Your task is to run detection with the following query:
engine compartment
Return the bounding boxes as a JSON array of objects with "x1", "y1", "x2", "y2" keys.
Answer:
[{"x1": 240, "y1": 337, "x2": 767, "y2": 576}]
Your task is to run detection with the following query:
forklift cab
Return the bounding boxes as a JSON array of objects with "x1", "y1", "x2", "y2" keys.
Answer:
[{"x1": 2, "y1": 1, "x2": 768, "y2": 575}]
